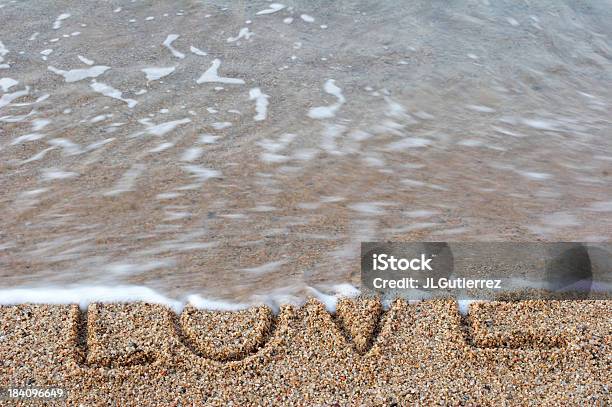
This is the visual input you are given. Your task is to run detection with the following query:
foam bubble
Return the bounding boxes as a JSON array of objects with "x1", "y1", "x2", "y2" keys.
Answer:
[
  {"x1": 180, "y1": 147, "x2": 203, "y2": 162},
  {"x1": 457, "y1": 300, "x2": 486, "y2": 315},
  {"x1": 41, "y1": 168, "x2": 79, "y2": 181},
  {"x1": 0, "y1": 77, "x2": 18, "y2": 92},
  {"x1": 135, "y1": 118, "x2": 191, "y2": 137},
  {"x1": 77, "y1": 55, "x2": 94, "y2": 65},
  {"x1": 227, "y1": 27, "x2": 254, "y2": 43},
  {"x1": 48, "y1": 65, "x2": 110, "y2": 82},
  {"x1": 181, "y1": 164, "x2": 221, "y2": 182},
  {"x1": 256, "y1": 3, "x2": 285, "y2": 15},
  {"x1": 196, "y1": 59, "x2": 245, "y2": 85},
  {"x1": 308, "y1": 79, "x2": 345, "y2": 119},
  {"x1": 47, "y1": 138, "x2": 83, "y2": 155},
  {"x1": 52, "y1": 13, "x2": 71, "y2": 30},
  {"x1": 90, "y1": 81, "x2": 137, "y2": 108},
  {"x1": 141, "y1": 66, "x2": 175, "y2": 81},
  {"x1": 0, "y1": 87, "x2": 30, "y2": 109},
  {"x1": 162, "y1": 34, "x2": 185, "y2": 59},
  {"x1": 190, "y1": 46, "x2": 207, "y2": 56},
  {"x1": 249, "y1": 87, "x2": 269, "y2": 121}
]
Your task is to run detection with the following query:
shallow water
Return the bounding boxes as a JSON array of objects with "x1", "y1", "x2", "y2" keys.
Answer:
[{"x1": 0, "y1": 0, "x2": 611, "y2": 306}]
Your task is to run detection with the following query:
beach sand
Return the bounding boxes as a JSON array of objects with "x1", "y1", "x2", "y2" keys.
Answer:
[
  {"x1": 2, "y1": 0, "x2": 611, "y2": 303},
  {"x1": 0, "y1": 299, "x2": 609, "y2": 405}
]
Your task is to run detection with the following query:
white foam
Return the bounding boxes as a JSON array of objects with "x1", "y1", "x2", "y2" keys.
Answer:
[
  {"x1": 196, "y1": 59, "x2": 245, "y2": 85},
  {"x1": 588, "y1": 201, "x2": 612, "y2": 212},
  {"x1": 212, "y1": 121, "x2": 232, "y2": 130},
  {"x1": 186, "y1": 295, "x2": 251, "y2": 311},
  {"x1": 47, "y1": 138, "x2": 82, "y2": 155},
  {"x1": 307, "y1": 287, "x2": 337, "y2": 311},
  {"x1": 249, "y1": 87, "x2": 269, "y2": 121},
  {"x1": 32, "y1": 119, "x2": 51, "y2": 131},
  {"x1": 256, "y1": 3, "x2": 285, "y2": 15},
  {"x1": 181, "y1": 164, "x2": 221, "y2": 182},
  {"x1": 300, "y1": 14, "x2": 315, "y2": 23},
  {"x1": 52, "y1": 13, "x2": 71, "y2": 30},
  {"x1": 386, "y1": 137, "x2": 431, "y2": 150},
  {"x1": 466, "y1": 104, "x2": 496, "y2": 113},
  {"x1": 20, "y1": 188, "x2": 48, "y2": 197},
  {"x1": 190, "y1": 46, "x2": 207, "y2": 56},
  {"x1": 0, "y1": 286, "x2": 182, "y2": 312},
  {"x1": 261, "y1": 153, "x2": 288, "y2": 163},
  {"x1": 180, "y1": 147, "x2": 203, "y2": 162},
  {"x1": 162, "y1": 34, "x2": 185, "y2": 59},
  {"x1": 521, "y1": 118, "x2": 559, "y2": 131},
  {"x1": 198, "y1": 134, "x2": 220, "y2": 144},
  {"x1": 457, "y1": 299, "x2": 481, "y2": 315},
  {"x1": 307, "y1": 284, "x2": 359, "y2": 313},
  {"x1": 348, "y1": 202, "x2": 387, "y2": 215},
  {"x1": 85, "y1": 138, "x2": 115, "y2": 151},
  {"x1": 540, "y1": 212, "x2": 579, "y2": 227},
  {"x1": 21, "y1": 147, "x2": 55, "y2": 164},
  {"x1": 90, "y1": 114, "x2": 112, "y2": 123},
  {"x1": 0, "y1": 40, "x2": 8, "y2": 68},
  {"x1": 141, "y1": 66, "x2": 175, "y2": 81},
  {"x1": 0, "y1": 284, "x2": 364, "y2": 314},
  {"x1": 48, "y1": 65, "x2": 110, "y2": 82},
  {"x1": 319, "y1": 123, "x2": 345, "y2": 155},
  {"x1": 40, "y1": 49, "x2": 53, "y2": 59},
  {"x1": 308, "y1": 79, "x2": 345, "y2": 119},
  {"x1": 227, "y1": 28, "x2": 254, "y2": 43},
  {"x1": 506, "y1": 17, "x2": 520, "y2": 27},
  {"x1": 77, "y1": 55, "x2": 94, "y2": 65},
  {"x1": 164, "y1": 211, "x2": 190, "y2": 221},
  {"x1": 0, "y1": 87, "x2": 30, "y2": 109},
  {"x1": 518, "y1": 171, "x2": 552, "y2": 180},
  {"x1": 283, "y1": 17, "x2": 293, "y2": 24},
  {"x1": 258, "y1": 133, "x2": 295, "y2": 154},
  {"x1": 0, "y1": 77, "x2": 18, "y2": 92},
  {"x1": 404, "y1": 209, "x2": 437, "y2": 218},
  {"x1": 90, "y1": 81, "x2": 137, "y2": 108},
  {"x1": 104, "y1": 164, "x2": 145, "y2": 196},
  {"x1": 135, "y1": 118, "x2": 191, "y2": 137},
  {"x1": 41, "y1": 168, "x2": 79, "y2": 181},
  {"x1": 149, "y1": 142, "x2": 174, "y2": 152},
  {"x1": 11, "y1": 133, "x2": 45, "y2": 145},
  {"x1": 332, "y1": 283, "x2": 361, "y2": 299},
  {"x1": 0, "y1": 112, "x2": 34, "y2": 123}
]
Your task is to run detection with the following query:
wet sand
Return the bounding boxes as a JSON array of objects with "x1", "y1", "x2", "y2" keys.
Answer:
[
  {"x1": 1, "y1": 0, "x2": 611, "y2": 303},
  {"x1": 0, "y1": 299, "x2": 609, "y2": 405}
]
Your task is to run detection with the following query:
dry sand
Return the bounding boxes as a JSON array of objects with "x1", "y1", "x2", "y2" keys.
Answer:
[{"x1": 0, "y1": 299, "x2": 609, "y2": 405}]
